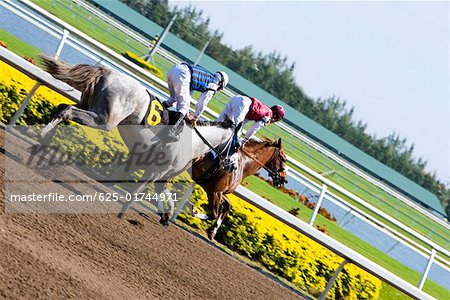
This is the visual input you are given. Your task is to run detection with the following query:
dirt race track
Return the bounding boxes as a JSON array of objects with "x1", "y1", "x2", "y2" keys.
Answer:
[{"x1": 0, "y1": 129, "x2": 303, "y2": 300}]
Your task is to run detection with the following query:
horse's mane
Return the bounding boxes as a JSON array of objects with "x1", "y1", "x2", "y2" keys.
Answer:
[
  {"x1": 245, "y1": 137, "x2": 278, "y2": 148},
  {"x1": 188, "y1": 118, "x2": 234, "y2": 129},
  {"x1": 244, "y1": 137, "x2": 286, "y2": 162}
]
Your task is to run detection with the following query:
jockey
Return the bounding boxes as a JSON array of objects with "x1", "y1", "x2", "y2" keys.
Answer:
[
  {"x1": 161, "y1": 62, "x2": 229, "y2": 141},
  {"x1": 216, "y1": 95, "x2": 284, "y2": 172},
  {"x1": 217, "y1": 95, "x2": 285, "y2": 144}
]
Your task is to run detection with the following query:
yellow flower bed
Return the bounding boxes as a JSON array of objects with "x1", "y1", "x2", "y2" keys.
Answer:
[
  {"x1": 182, "y1": 187, "x2": 382, "y2": 299},
  {"x1": 229, "y1": 194, "x2": 382, "y2": 298},
  {"x1": 1, "y1": 61, "x2": 128, "y2": 161}
]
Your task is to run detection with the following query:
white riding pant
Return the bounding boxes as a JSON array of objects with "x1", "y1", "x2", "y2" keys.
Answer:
[
  {"x1": 217, "y1": 95, "x2": 252, "y2": 126},
  {"x1": 165, "y1": 64, "x2": 192, "y2": 115}
]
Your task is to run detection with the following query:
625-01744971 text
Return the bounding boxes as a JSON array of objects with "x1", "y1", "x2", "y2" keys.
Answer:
[{"x1": 8, "y1": 192, "x2": 178, "y2": 202}]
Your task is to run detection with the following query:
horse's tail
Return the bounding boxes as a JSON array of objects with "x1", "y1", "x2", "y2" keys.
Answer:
[{"x1": 40, "y1": 55, "x2": 110, "y2": 107}]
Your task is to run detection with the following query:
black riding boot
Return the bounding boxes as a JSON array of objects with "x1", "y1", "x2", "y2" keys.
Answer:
[{"x1": 158, "y1": 111, "x2": 184, "y2": 143}]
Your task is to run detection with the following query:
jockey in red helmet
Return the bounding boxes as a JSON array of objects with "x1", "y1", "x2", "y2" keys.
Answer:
[{"x1": 217, "y1": 95, "x2": 285, "y2": 144}]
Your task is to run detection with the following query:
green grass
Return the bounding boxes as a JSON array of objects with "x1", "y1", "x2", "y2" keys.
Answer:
[
  {"x1": 0, "y1": 29, "x2": 42, "y2": 63},
  {"x1": 30, "y1": 0, "x2": 174, "y2": 75},
  {"x1": 379, "y1": 283, "x2": 412, "y2": 300}
]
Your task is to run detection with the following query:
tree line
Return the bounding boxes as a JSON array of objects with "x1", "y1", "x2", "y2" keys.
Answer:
[{"x1": 120, "y1": 0, "x2": 449, "y2": 217}]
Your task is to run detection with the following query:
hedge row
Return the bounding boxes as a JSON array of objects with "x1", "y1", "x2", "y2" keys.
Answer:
[{"x1": 123, "y1": 51, "x2": 164, "y2": 78}]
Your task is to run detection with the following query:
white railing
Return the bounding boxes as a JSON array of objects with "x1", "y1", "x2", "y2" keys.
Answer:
[
  {"x1": 1, "y1": 0, "x2": 448, "y2": 295},
  {"x1": 287, "y1": 167, "x2": 450, "y2": 270},
  {"x1": 0, "y1": 45, "x2": 436, "y2": 300}
]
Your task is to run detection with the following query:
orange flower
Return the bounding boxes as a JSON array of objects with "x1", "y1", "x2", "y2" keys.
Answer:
[{"x1": 21, "y1": 56, "x2": 36, "y2": 65}]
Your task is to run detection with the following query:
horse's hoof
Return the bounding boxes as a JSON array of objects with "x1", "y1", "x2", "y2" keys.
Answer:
[
  {"x1": 159, "y1": 218, "x2": 170, "y2": 227},
  {"x1": 207, "y1": 227, "x2": 217, "y2": 240},
  {"x1": 28, "y1": 144, "x2": 42, "y2": 154}
]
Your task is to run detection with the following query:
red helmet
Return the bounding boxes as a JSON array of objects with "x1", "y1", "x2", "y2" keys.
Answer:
[{"x1": 271, "y1": 105, "x2": 285, "y2": 120}]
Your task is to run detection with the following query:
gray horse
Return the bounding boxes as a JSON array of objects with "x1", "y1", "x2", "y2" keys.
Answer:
[{"x1": 39, "y1": 56, "x2": 234, "y2": 221}]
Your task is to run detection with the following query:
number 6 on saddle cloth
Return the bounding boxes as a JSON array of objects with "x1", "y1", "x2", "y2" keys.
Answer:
[{"x1": 141, "y1": 92, "x2": 170, "y2": 127}]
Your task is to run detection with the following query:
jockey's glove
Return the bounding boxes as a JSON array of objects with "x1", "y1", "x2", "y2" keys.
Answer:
[{"x1": 190, "y1": 115, "x2": 198, "y2": 126}]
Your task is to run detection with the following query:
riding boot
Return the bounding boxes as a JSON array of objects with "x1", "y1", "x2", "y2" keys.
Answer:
[
  {"x1": 157, "y1": 111, "x2": 184, "y2": 143},
  {"x1": 220, "y1": 127, "x2": 241, "y2": 172}
]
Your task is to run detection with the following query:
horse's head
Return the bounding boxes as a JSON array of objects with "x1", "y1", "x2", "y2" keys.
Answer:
[{"x1": 265, "y1": 138, "x2": 288, "y2": 188}]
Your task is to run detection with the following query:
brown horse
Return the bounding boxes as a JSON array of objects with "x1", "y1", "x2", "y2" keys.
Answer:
[{"x1": 192, "y1": 138, "x2": 288, "y2": 240}]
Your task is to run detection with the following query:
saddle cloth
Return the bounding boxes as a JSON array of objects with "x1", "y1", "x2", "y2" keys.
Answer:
[{"x1": 141, "y1": 91, "x2": 170, "y2": 126}]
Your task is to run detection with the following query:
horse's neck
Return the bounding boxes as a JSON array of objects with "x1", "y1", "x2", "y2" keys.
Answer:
[{"x1": 241, "y1": 143, "x2": 274, "y2": 177}]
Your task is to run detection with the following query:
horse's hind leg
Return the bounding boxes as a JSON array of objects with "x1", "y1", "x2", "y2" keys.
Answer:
[
  {"x1": 40, "y1": 104, "x2": 106, "y2": 141},
  {"x1": 42, "y1": 98, "x2": 122, "y2": 137},
  {"x1": 39, "y1": 103, "x2": 72, "y2": 144},
  {"x1": 62, "y1": 105, "x2": 118, "y2": 130}
]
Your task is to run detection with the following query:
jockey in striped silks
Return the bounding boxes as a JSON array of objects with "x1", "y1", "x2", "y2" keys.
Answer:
[{"x1": 161, "y1": 62, "x2": 229, "y2": 141}]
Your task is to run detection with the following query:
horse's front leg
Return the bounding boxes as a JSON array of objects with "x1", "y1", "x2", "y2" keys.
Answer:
[
  {"x1": 208, "y1": 193, "x2": 231, "y2": 240},
  {"x1": 155, "y1": 181, "x2": 173, "y2": 227},
  {"x1": 207, "y1": 191, "x2": 221, "y2": 220}
]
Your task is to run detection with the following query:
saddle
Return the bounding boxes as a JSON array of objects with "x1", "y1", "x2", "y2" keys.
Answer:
[{"x1": 219, "y1": 133, "x2": 240, "y2": 172}]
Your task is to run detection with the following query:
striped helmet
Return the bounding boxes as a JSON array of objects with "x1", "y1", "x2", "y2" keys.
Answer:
[{"x1": 216, "y1": 71, "x2": 229, "y2": 89}]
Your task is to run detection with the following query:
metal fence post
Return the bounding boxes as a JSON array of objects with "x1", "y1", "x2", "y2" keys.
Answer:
[
  {"x1": 8, "y1": 28, "x2": 69, "y2": 126},
  {"x1": 418, "y1": 248, "x2": 437, "y2": 289},
  {"x1": 308, "y1": 184, "x2": 328, "y2": 225},
  {"x1": 55, "y1": 29, "x2": 70, "y2": 59},
  {"x1": 8, "y1": 82, "x2": 42, "y2": 126},
  {"x1": 318, "y1": 259, "x2": 349, "y2": 300},
  {"x1": 194, "y1": 36, "x2": 212, "y2": 66},
  {"x1": 146, "y1": 14, "x2": 176, "y2": 62}
]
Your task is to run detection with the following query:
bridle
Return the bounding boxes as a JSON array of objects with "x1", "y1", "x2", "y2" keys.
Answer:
[{"x1": 241, "y1": 145, "x2": 287, "y2": 187}]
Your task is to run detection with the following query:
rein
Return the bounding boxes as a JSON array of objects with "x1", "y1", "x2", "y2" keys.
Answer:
[
  {"x1": 241, "y1": 146, "x2": 278, "y2": 177},
  {"x1": 192, "y1": 125, "x2": 232, "y2": 157}
]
